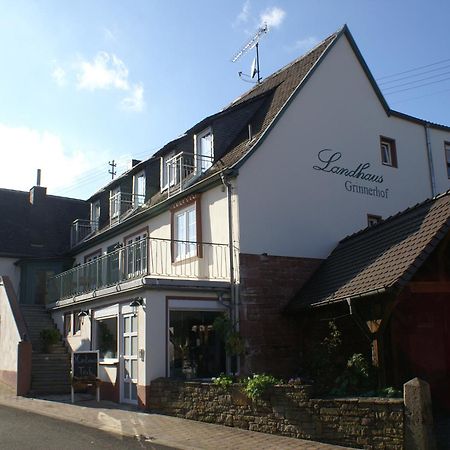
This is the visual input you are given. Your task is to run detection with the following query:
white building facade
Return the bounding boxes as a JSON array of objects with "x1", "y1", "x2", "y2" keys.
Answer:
[{"x1": 43, "y1": 26, "x2": 450, "y2": 408}]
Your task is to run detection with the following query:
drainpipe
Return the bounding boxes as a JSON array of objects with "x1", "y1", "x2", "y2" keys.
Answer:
[
  {"x1": 220, "y1": 172, "x2": 239, "y2": 372},
  {"x1": 424, "y1": 123, "x2": 437, "y2": 197}
]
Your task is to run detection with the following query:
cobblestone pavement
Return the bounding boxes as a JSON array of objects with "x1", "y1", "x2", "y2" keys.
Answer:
[{"x1": 0, "y1": 382, "x2": 354, "y2": 450}]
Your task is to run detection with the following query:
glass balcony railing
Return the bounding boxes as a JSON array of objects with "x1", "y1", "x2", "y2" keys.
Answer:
[{"x1": 47, "y1": 237, "x2": 230, "y2": 303}]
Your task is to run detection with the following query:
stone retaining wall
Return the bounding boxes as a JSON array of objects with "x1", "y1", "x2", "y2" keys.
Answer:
[{"x1": 149, "y1": 379, "x2": 404, "y2": 449}]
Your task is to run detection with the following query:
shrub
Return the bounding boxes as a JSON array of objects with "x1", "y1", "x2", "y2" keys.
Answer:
[
  {"x1": 40, "y1": 328, "x2": 60, "y2": 352},
  {"x1": 212, "y1": 373, "x2": 233, "y2": 389},
  {"x1": 242, "y1": 374, "x2": 280, "y2": 400},
  {"x1": 332, "y1": 353, "x2": 374, "y2": 395}
]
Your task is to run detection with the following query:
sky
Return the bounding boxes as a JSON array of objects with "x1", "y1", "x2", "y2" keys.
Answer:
[{"x1": 1, "y1": 0, "x2": 450, "y2": 200}]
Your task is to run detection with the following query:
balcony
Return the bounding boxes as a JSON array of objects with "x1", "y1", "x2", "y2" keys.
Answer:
[
  {"x1": 71, "y1": 219, "x2": 98, "y2": 248},
  {"x1": 70, "y1": 192, "x2": 146, "y2": 248},
  {"x1": 110, "y1": 192, "x2": 145, "y2": 226},
  {"x1": 47, "y1": 237, "x2": 230, "y2": 303},
  {"x1": 163, "y1": 152, "x2": 213, "y2": 198}
]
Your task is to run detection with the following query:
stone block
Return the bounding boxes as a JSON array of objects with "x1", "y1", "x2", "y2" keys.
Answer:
[{"x1": 404, "y1": 378, "x2": 436, "y2": 450}]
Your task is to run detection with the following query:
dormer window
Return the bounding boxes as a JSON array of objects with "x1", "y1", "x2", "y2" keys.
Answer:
[
  {"x1": 195, "y1": 128, "x2": 213, "y2": 174},
  {"x1": 91, "y1": 200, "x2": 100, "y2": 231},
  {"x1": 110, "y1": 187, "x2": 120, "y2": 220},
  {"x1": 161, "y1": 151, "x2": 176, "y2": 190},
  {"x1": 133, "y1": 171, "x2": 145, "y2": 207}
]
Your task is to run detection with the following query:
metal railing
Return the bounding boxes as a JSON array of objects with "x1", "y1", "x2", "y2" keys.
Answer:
[
  {"x1": 110, "y1": 192, "x2": 145, "y2": 226},
  {"x1": 47, "y1": 237, "x2": 230, "y2": 302},
  {"x1": 163, "y1": 152, "x2": 213, "y2": 198},
  {"x1": 71, "y1": 219, "x2": 99, "y2": 248}
]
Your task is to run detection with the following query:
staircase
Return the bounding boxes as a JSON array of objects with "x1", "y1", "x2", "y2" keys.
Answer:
[{"x1": 21, "y1": 305, "x2": 71, "y2": 395}]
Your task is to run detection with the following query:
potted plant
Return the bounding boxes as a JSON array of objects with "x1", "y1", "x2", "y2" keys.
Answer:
[{"x1": 40, "y1": 328, "x2": 60, "y2": 353}]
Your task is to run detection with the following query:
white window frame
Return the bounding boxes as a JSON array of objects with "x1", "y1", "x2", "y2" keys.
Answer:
[
  {"x1": 174, "y1": 205, "x2": 197, "y2": 261},
  {"x1": 91, "y1": 200, "x2": 101, "y2": 231},
  {"x1": 381, "y1": 141, "x2": 392, "y2": 166},
  {"x1": 110, "y1": 187, "x2": 121, "y2": 219},
  {"x1": 133, "y1": 171, "x2": 146, "y2": 208},
  {"x1": 380, "y1": 136, "x2": 397, "y2": 168},
  {"x1": 93, "y1": 305, "x2": 119, "y2": 363},
  {"x1": 160, "y1": 151, "x2": 176, "y2": 191},
  {"x1": 195, "y1": 128, "x2": 213, "y2": 174},
  {"x1": 367, "y1": 214, "x2": 382, "y2": 227},
  {"x1": 125, "y1": 231, "x2": 148, "y2": 278}
]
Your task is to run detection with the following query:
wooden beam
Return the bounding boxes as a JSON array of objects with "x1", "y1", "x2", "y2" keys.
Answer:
[{"x1": 409, "y1": 281, "x2": 450, "y2": 293}]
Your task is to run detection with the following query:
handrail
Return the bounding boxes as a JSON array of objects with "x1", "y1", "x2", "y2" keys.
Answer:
[{"x1": 47, "y1": 237, "x2": 230, "y2": 302}]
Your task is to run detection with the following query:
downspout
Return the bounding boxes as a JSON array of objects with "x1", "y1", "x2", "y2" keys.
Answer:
[
  {"x1": 220, "y1": 172, "x2": 239, "y2": 372},
  {"x1": 424, "y1": 123, "x2": 437, "y2": 197}
]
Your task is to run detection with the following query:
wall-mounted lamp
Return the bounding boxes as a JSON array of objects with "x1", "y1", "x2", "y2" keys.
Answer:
[
  {"x1": 77, "y1": 309, "x2": 90, "y2": 325},
  {"x1": 129, "y1": 297, "x2": 144, "y2": 316}
]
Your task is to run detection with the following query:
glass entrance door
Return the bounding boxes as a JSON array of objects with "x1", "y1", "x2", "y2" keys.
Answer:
[{"x1": 121, "y1": 314, "x2": 138, "y2": 404}]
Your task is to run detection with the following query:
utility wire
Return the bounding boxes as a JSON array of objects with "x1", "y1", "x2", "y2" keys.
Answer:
[
  {"x1": 379, "y1": 63, "x2": 450, "y2": 86},
  {"x1": 383, "y1": 71, "x2": 450, "y2": 92},
  {"x1": 384, "y1": 76, "x2": 450, "y2": 95},
  {"x1": 389, "y1": 87, "x2": 450, "y2": 106},
  {"x1": 376, "y1": 57, "x2": 450, "y2": 81}
]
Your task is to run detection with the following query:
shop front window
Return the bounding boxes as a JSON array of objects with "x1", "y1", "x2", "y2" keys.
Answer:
[
  {"x1": 169, "y1": 310, "x2": 225, "y2": 379},
  {"x1": 96, "y1": 317, "x2": 118, "y2": 359}
]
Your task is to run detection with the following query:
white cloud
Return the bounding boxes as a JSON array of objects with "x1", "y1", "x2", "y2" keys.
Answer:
[
  {"x1": 286, "y1": 36, "x2": 319, "y2": 53},
  {"x1": 234, "y1": 0, "x2": 251, "y2": 26},
  {"x1": 51, "y1": 66, "x2": 67, "y2": 87},
  {"x1": 0, "y1": 123, "x2": 94, "y2": 194},
  {"x1": 121, "y1": 83, "x2": 145, "y2": 112},
  {"x1": 52, "y1": 51, "x2": 145, "y2": 113},
  {"x1": 76, "y1": 51, "x2": 129, "y2": 91},
  {"x1": 260, "y1": 6, "x2": 286, "y2": 29}
]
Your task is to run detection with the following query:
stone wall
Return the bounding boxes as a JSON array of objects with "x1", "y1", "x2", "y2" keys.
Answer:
[
  {"x1": 149, "y1": 379, "x2": 404, "y2": 449},
  {"x1": 239, "y1": 253, "x2": 323, "y2": 376}
]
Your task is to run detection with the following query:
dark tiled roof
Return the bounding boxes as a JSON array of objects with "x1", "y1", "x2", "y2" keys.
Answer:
[
  {"x1": 0, "y1": 188, "x2": 89, "y2": 258},
  {"x1": 288, "y1": 191, "x2": 450, "y2": 311}
]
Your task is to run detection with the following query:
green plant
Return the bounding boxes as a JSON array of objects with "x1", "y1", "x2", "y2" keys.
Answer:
[
  {"x1": 212, "y1": 373, "x2": 233, "y2": 389},
  {"x1": 308, "y1": 321, "x2": 345, "y2": 393},
  {"x1": 242, "y1": 374, "x2": 280, "y2": 400},
  {"x1": 40, "y1": 328, "x2": 60, "y2": 352},
  {"x1": 332, "y1": 353, "x2": 373, "y2": 395},
  {"x1": 213, "y1": 315, "x2": 244, "y2": 356}
]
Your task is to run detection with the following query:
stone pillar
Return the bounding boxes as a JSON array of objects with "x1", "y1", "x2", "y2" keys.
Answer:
[{"x1": 404, "y1": 378, "x2": 436, "y2": 450}]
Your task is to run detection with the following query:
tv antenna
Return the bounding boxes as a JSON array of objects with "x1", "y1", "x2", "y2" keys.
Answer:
[
  {"x1": 231, "y1": 23, "x2": 268, "y2": 84},
  {"x1": 108, "y1": 160, "x2": 117, "y2": 179}
]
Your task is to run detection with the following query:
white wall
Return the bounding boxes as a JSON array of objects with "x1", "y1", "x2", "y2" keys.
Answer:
[
  {"x1": 0, "y1": 258, "x2": 20, "y2": 297},
  {"x1": 0, "y1": 280, "x2": 21, "y2": 375},
  {"x1": 237, "y1": 34, "x2": 450, "y2": 259}
]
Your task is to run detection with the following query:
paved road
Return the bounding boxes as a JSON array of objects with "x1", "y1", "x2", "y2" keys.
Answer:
[{"x1": 0, "y1": 404, "x2": 172, "y2": 450}]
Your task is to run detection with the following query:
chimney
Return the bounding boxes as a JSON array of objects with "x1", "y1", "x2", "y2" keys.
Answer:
[
  {"x1": 29, "y1": 169, "x2": 47, "y2": 205},
  {"x1": 132, "y1": 159, "x2": 141, "y2": 167}
]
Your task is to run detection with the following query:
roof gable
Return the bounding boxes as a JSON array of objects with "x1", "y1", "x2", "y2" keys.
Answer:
[{"x1": 288, "y1": 191, "x2": 450, "y2": 310}]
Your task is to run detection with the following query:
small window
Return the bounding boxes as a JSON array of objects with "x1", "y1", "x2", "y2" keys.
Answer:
[
  {"x1": 380, "y1": 136, "x2": 398, "y2": 168},
  {"x1": 73, "y1": 310, "x2": 81, "y2": 334},
  {"x1": 161, "y1": 152, "x2": 176, "y2": 190},
  {"x1": 63, "y1": 313, "x2": 71, "y2": 337},
  {"x1": 110, "y1": 187, "x2": 121, "y2": 219},
  {"x1": 195, "y1": 128, "x2": 213, "y2": 173},
  {"x1": 174, "y1": 205, "x2": 197, "y2": 260},
  {"x1": 91, "y1": 200, "x2": 100, "y2": 231},
  {"x1": 133, "y1": 172, "x2": 146, "y2": 207},
  {"x1": 445, "y1": 141, "x2": 450, "y2": 179},
  {"x1": 124, "y1": 230, "x2": 148, "y2": 277},
  {"x1": 367, "y1": 214, "x2": 382, "y2": 227},
  {"x1": 95, "y1": 317, "x2": 118, "y2": 360}
]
